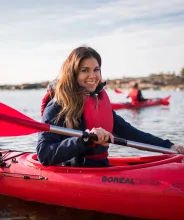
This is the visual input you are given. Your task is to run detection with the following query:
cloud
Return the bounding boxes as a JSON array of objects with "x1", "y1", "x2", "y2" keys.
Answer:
[{"x1": 0, "y1": 0, "x2": 184, "y2": 84}]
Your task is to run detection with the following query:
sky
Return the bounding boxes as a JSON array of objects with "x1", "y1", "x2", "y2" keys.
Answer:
[{"x1": 0, "y1": 0, "x2": 184, "y2": 85}]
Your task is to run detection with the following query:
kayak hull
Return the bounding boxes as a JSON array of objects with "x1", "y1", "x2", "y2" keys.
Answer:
[
  {"x1": 1, "y1": 150, "x2": 184, "y2": 219},
  {"x1": 111, "y1": 96, "x2": 170, "y2": 110}
]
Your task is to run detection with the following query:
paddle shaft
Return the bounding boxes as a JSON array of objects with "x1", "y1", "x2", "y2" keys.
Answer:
[
  {"x1": 0, "y1": 110, "x2": 178, "y2": 154},
  {"x1": 50, "y1": 125, "x2": 178, "y2": 154}
]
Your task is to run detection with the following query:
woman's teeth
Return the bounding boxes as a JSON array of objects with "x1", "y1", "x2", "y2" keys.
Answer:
[{"x1": 86, "y1": 82, "x2": 95, "y2": 84}]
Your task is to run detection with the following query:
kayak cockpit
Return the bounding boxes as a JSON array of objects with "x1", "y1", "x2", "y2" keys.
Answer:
[
  {"x1": 1, "y1": 150, "x2": 183, "y2": 172},
  {"x1": 23, "y1": 153, "x2": 183, "y2": 172}
]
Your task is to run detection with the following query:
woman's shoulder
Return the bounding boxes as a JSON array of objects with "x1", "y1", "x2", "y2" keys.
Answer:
[
  {"x1": 42, "y1": 99, "x2": 61, "y2": 123},
  {"x1": 47, "y1": 78, "x2": 58, "y2": 91}
]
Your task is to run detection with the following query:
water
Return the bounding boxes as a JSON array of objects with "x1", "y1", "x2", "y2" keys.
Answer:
[
  {"x1": 0, "y1": 89, "x2": 184, "y2": 219},
  {"x1": 1, "y1": 89, "x2": 184, "y2": 154}
]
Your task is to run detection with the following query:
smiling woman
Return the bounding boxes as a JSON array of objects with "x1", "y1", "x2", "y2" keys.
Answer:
[{"x1": 36, "y1": 46, "x2": 184, "y2": 168}]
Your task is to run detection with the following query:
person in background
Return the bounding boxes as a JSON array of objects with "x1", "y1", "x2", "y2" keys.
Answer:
[
  {"x1": 36, "y1": 46, "x2": 184, "y2": 167},
  {"x1": 127, "y1": 82, "x2": 147, "y2": 104}
]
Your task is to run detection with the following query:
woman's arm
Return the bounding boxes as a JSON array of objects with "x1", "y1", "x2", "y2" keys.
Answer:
[
  {"x1": 36, "y1": 100, "x2": 89, "y2": 166},
  {"x1": 112, "y1": 111, "x2": 174, "y2": 148}
]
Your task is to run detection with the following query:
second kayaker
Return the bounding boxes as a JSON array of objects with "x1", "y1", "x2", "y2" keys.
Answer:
[
  {"x1": 36, "y1": 46, "x2": 184, "y2": 167},
  {"x1": 127, "y1": 82, "x2": 147, "y2": 104}
]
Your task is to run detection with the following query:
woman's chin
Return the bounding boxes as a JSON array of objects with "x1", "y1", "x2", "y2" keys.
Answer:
[
  {"x1": 88, "y1": 89, "x2": 97, "y2": 93},
  {"x1": 85, "y1": 86, "x2": 97, "y2": 93}
]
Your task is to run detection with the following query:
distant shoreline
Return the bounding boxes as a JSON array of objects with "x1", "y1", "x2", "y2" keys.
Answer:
[{"x1": 1, "y1": 74, "x2": 184, "y2": 90}]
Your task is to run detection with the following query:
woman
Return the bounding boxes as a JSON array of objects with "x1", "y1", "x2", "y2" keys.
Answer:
[{"x1": 37, "y1": 46, "x2": 184, "y2": 167}]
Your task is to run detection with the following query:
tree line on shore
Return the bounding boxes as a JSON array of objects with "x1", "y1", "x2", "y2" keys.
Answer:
[{"x1": 1, "y1": 68, "x2": 184, "y2": 90}]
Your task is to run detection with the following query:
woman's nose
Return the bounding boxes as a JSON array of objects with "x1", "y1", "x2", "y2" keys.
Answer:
[{"x1": 88, "y1": 70, "x2": 96, "y2": 77}]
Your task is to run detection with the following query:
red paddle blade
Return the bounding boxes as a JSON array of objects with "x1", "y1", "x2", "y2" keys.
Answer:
[
  {"x1": 114, "y1": 89, "x2": 123, "y2": 94},
  {"x1": 0, "y1": 102, "x2": 50, "y2": 137}
]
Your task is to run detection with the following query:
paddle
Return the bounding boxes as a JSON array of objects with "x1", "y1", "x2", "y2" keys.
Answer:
[
  {"x1": 0, "y1": 102, "x2": 178, "y2": 154},
  {"x1": 114, "y1": 89, "x2": 124, "y2": 94}
]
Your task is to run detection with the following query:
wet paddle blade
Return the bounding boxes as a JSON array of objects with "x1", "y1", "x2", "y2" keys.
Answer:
[
  {"x1": 0, "y1": 102, "x2": 50, "y2": 136},
  {"x1": 114, "y1": 89, "x2": 123, "y2": 94}
]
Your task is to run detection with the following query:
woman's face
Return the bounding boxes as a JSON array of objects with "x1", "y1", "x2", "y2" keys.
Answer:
[{"x1": 77, "y1": 57, "x2": 101, "y2": 92}]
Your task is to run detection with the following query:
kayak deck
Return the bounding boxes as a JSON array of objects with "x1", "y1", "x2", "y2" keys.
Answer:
[{"x1": 0, "y1": 149, "x2": 180, "y2": 171}]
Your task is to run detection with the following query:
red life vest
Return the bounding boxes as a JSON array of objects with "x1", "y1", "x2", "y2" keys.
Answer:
[
  {"x1": 41, "y1": 88, "x2": 113, "y2": 161},
  {"x1": 41, "y1": 90, "x2": 55, "y2": 116},
  {"x1": 83, "y1": 89, "x2": 113, "y2": 160},
  {"x1": 128, "y1": 89, "x2": 139, "y2": 104}
]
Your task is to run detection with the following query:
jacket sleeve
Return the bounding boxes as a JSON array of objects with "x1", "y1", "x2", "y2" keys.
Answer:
[
  {"x1": 137, "y1": 90, "x2": 147, "y2": 101},
  {"x1": 36, "y1": 100, "x2": 89, "y2": 166},
  {"x1": 112, "y1": 111, "x2": 174, "y2": 148}
]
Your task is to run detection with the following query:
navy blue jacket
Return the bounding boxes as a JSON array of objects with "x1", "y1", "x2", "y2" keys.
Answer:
[{"x1": 36, "y1": 99, "x2": 174, "y2": 167}]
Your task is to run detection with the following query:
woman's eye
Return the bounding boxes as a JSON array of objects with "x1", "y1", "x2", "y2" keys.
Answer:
[
  {"x1": 81, "y1": 68, "x2": 100, "y2": 73},
  {"x1": 82, "y1": 69, "x2": 89, "y2": 73}
]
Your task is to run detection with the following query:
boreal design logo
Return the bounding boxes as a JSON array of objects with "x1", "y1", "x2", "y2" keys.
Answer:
[{"x1": 102, "y1": 176, "x2": 161, "y2": 186}]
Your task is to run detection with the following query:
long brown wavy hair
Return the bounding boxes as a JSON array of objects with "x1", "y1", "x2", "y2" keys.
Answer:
[{"x1": 55, "y1": 46, "x2": 102, "y2": 128}]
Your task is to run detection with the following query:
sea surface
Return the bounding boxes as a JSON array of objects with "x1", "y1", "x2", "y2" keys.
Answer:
[{"x1": 0, "y1": 89, "x2": 184, "y2": 220}]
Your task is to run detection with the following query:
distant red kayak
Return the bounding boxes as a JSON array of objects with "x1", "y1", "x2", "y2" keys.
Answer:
[{"x1": 111, "y1": 96, "x2": 170, "y2": 110}]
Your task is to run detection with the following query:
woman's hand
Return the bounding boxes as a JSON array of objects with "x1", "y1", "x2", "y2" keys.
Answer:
[
  {"x1": 171, "y1": 145, "x2": 184, "y2": 154},
  {"x1": 89, "y1": 127, "x2": 114, "y2": 146}
]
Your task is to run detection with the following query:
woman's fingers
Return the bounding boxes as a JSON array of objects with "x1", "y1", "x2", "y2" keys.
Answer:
[
  {"x1": 91, "y1": 128, "x2": 105, "y2": 143},
  {"x1": 171, "y1": 145, "x2": 184, "y2": 154},
  {"x1": 109, "y1": 134, "x2": 114, "y2": 144},
  {"x1": 90, "y1": 127, "x2": 114, "y2": 146}
]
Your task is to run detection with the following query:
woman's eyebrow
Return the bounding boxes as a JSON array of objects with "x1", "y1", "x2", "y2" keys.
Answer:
[
  {"x1": 82, "y1": 66, "x2": 100, "y2": 68},
  {"x1": 80, "y1": 66, "x2": 89, "y2": 69},
  {"x1": 80, "y1": 66, "x2": 100, "y2": 69}
]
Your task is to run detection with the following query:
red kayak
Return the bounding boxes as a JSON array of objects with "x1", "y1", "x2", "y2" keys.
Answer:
[
  {"x1": 1, "y1": 149, "x2": 184, "y2": 220},
  {"x1": 0, "y1": 102, "x2": 183, "y2": 219},
  {"x1": 111, "y1": 96, "x2": 170, "y2": 110}
]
